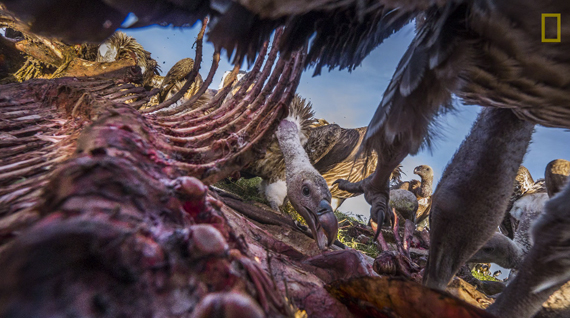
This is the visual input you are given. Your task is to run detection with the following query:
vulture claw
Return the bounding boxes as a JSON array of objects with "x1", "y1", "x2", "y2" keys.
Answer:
[
  {"x1": 369, "y1": 192, "x2": 389, "y2": 241},
  {"x1": 336, "y1": 174, "x2": 391, "y2": 241}
]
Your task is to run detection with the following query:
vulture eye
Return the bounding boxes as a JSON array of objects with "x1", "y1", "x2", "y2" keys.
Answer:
[{"x1": 302, "y1": 186, "x2": 310, "y2": 196}]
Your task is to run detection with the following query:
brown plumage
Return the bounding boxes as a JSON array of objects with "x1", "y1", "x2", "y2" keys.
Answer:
[
  {"x1": 158, "y1": 57, "x2": 203, "y2": 103},
  {"x1": 310, "y1": 118, "x2": 330, "y2": 128},
  {"x1": 74, "y1": 43, "x2": 99, "y2": 61},
  {"x1": 305, "y1": 124, "x2": 403, "y2": 209},
  {"x1": 96, "y1": 31, "x2": 160, "y2": 87},
  {"x1": 545, "y1": 159, "x2": 570, "y2": 198},
  {"x1": 513, "y1": 166, "x2": 536, "y2": 200},
  {"x1": 393, "y1": 165, "x2": 433, "y2": 198},
  {"x1": 308, "y1": 126, "x2": 369, "y2": 198}
]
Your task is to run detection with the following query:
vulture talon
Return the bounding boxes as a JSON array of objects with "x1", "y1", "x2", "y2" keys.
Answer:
[
  {"x1": 366, "y1": 185, "x2": 390, "y2": 241},
  {"x1": 336, "y1": 171, "x2": 394, "y2": 242}
]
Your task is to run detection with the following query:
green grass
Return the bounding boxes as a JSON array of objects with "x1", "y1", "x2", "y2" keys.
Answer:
[
  {"x1": 471, "y1": 269, "x2": 500, "y2": 282},
  {"x1": 214, "y1": 177, "x2": 268, "y2": 203},
  {"x1": 334, "y1": 210, "x2": 379, "y2": 258},
  {"x1": 280, "y1": 202, "x2": 306, "y2": 224}
]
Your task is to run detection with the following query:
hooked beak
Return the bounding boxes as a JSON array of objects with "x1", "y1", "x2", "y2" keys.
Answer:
[
  {"x1": 305, "y1": 200, "x2": 338, "y2": 250},
  {"x1": 413, "y1": 167, "x2": 419, "y2": 174}
]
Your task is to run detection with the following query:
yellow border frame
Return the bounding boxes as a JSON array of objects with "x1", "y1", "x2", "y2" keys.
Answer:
[{"x1": 542, "y1": 13, "x2": 561, "y2": 43}]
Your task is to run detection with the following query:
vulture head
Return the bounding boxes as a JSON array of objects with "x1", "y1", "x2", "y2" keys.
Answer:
[
  {"x1": 413, "y1": 165, "x2": 433, "y2": 180},
  {"x1": 288, "y1": 167, "x2": 337, "y2": 250}
]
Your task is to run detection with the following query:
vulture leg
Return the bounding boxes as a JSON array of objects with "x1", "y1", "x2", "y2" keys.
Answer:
[
  {"x1": 335, "y1": 149, "x2": 408, "y2": 241},
  {"x1": 423, "y1": 108, "x2": 534, "y2": 291},
  {"x1": 488, "y1": 181, "x2": 570, "y2": 318}
]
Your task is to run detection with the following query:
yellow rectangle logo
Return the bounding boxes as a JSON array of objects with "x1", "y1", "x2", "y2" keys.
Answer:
[{"x1": 542, "y1": 13, "x2": 561, "y2": 42}]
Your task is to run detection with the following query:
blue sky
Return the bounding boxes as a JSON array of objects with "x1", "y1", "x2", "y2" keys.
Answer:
[{"x1": 124, "y1": 23, "x2": 569, "y2": 219}]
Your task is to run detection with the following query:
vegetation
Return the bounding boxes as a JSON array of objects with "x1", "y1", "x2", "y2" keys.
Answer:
[
  {"x1": 334, "y1": 210, "x2": 380, "y2": 258},
  {"x1": 214, "y1": 177, "x2": 268, "y2": 203},
  {"x1": 471, "y1": 269, "x2": 501, "y2": 282}
]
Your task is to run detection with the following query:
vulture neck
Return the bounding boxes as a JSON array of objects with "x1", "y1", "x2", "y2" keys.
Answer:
[
  {"x1": 276, "y1": 118, "x2": 314, "y2": 176},
  {"x1": 416, "y1": 175, "x2": 433, "y2": 198},
  {"x1": 489, "y1": 233, "x2": 526, "y2": 269}
]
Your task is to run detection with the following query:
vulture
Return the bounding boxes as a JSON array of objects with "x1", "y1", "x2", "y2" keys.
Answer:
[
  {"x1": 393, "y1": 165, "x2": 433, "y2": 197},
  {"x1": 242, "y1": 95, "x2": 338, "y2": 250},
  {"x1": 146, "y1": 57, "x2": 214, "y2": 111},
  {"x1": 470, "y1": 177, "x2": 570, "y2": 317},
  {"x1": 157, "y1": 57, "x2": 203, "y2": 103},
  {"x1": 392, "y1": 164, "x2": 433, "y2": 225},
  {"x1": 500, "y1": 165, "x2": 536, "y2": 239},
  {"x1": 244, "y1": 94, "x2": 316, "y2": 210},
  {"x1": 226, "y1": 72, "x2": 399, "y2": 227},
  {"x1": 545, "y1": 159, "x2": 570, "y2": 198},
  {"x1": 4, "y1": 1, "x2": 570, "y2": 317}
]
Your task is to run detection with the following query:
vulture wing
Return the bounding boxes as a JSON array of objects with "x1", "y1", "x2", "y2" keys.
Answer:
[
  {"x1": 307, "y1": 125, "x2": 361, "y2": 174},
  {"x1": 362, "y1": 1, "x2": 464, "y2": 160},
  {"x1": 159, "y1": 58, "x2": 196, "y2": 102},
  {"x1": 1, "y1": 0, "x2": 444, "y2": 73}
]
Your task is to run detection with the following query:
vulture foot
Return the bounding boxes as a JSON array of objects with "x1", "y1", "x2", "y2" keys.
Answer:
[{"x1": 335, "y1": 174, "x2": 390, "y2": 241}]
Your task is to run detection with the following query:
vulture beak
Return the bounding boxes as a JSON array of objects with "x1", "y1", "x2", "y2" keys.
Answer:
[
  {"x1": 413, "y1": 167, "x2": 419, "y2": 174},
  {"x1": 305, "y1": 200, "x2": 338, "y2": 250}
]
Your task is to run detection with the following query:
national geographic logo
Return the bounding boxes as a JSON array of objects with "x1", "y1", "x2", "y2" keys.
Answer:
[{"x1": 542, "y1": 13, "x2": 561, "y2": 42}]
